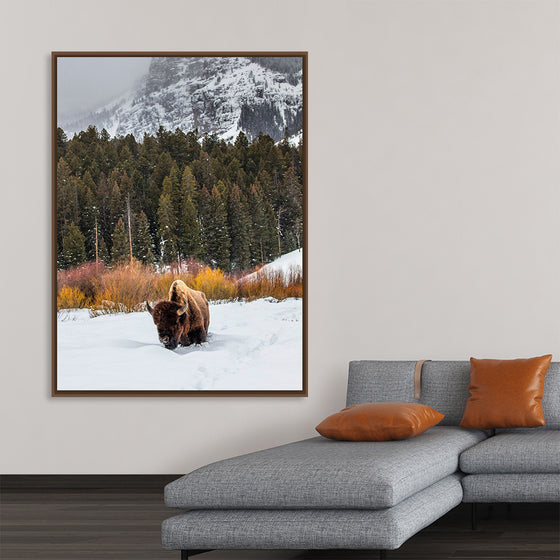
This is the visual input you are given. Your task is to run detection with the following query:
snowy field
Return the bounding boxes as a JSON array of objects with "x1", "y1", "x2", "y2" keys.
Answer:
[
  {"x1": 244, "y1": 248, "x2": 302, "y2": 283},
  {"x1": 57, "y1": 298, "x2": 302, "y2": 391}
]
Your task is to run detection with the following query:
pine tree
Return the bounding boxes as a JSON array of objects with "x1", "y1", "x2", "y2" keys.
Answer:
[
  {"x1": 198, "y1": 186, "x2": 212, "y2": 264},
  {"x1": 178, "y1": 194, "x2": 202, "y2": 260},
  {"x1": 119, "y1": 170, "x2": 133, "y2": 198},
  {"x1": 161, "y1": 174, "x2": 172, "y2": 197},
  {"x1": 107, "y1": 180, "x2": 123, "y2": 252},
  {"x1": 248, "y1": 182, "x2": 276, "y2": 265},
  {"x1": 56, "y1": 159, "x2": 70, "y2": 252},
  {"x1": 62, "y1": 222, "x2": 86, "y2": 268},
  {"x1": 56, "y1": 128, "x2": 68, "y2": 159},
  {"x1": 133, "y1": 211, "x2": 154, "y2": 264},
  {"x1": 227, "y1": 184, "x2": 251, "y2": 271},
  {"x1": 111, "y1": 218, "x2": 129, "y2": 265},
  {"x1": 278, "y1": 165, "x2": 303, "y2": 252},
  {"x1": 181, "y1": 166, "x2": 198, "y2": 201},
  {"x1": 233, "y1": 131, "x2": 249, "y2": 167},
  {"x1": 119, "y1": 148, "x2": 135, "y2": 178},
  {"x1": 132, "y1": 169, "x2": 147, "y2": 202},
  {"x1": 151, "y1": 152, "x2": 173, "y2": 190},
  {"x1": 79, "y1": 171, "x2": 98, "y2": 260},
  {"x1": 144, "y1": 151, "x2": 173, "y2": 230},
  {"x1": 56, "y1": 125, "x2": 305, "y2": 273},
  {"x1": 56, "y1": 158, "x2": 78, "y2": 247},
  {"x1": 98, "y1": 236, "x2": 110, "y2": 265},
  {"x1": 157, "y1": 192, "x2": 177, "y2": 265},
  {"x1": 175, "y1": 165, "x2": 201, "y2": 260},
  {"x1": 197, "y1": 150, "x2": 216, "y2": 189},
  {"x1": 206, "y1": 185, "x2": 230, "y2": 270},
  {"x1": 95, "y1": 172, "x2": 110, "y2": 253},
  {"x1": 266, "y1": 200, "x2": 280, "y2": 259},
  {"x1": 167, "y1": 163, "x2": 182, "y2": 210},
  {"x1": 185, "y1": 130, "x2": 201, "y2": 162}
]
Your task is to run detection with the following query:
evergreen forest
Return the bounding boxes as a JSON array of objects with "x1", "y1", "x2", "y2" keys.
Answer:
[{"x1": 56, "y1": 126, "x2": 304, "y2": 273}]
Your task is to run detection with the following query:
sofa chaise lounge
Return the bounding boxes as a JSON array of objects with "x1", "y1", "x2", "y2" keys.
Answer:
[{"x1": 162, "y1": 360, "x2": 560, "y2": 558}]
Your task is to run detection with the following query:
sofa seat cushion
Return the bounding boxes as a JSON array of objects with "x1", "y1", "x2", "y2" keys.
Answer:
[
  {"x1": 462, "y1": 474, "x2": 560, "y2": 502},
  {"x1": 459, "y1": 431, "x2": 560, "y2": 474},
  {"x1": 162, "y1": 474, "x2": 463, "y2": 551},
  {"x1": 165, "y1": 426, "x2": 485, "y2": 510}
]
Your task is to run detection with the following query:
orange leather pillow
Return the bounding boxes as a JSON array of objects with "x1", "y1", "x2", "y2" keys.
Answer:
[
  {"x1": 460, "y1": 355, "x2": 552, "y2": 429},
  {"x1": 315, "y1": 402, "x2": 445, "y2": 441}
]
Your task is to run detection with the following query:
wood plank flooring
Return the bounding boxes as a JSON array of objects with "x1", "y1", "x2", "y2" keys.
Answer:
[{"x1": 1, "y1": 490, "x2": 558, "y2": 559}]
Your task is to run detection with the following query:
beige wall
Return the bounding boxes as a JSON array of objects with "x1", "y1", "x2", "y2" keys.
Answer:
[{"x1": 1, "y1": 0, "x2": 559, "y2": 473}]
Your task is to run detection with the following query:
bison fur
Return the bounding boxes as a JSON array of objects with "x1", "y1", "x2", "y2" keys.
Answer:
[{"x1": 146, "y1": 280, "x2": 209, "y2": 350}]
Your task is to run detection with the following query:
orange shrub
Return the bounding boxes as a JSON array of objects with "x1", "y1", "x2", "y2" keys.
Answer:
[
  {"x1": 237, "y1": 268, "x2": 303, "y2": 301},
  {"x1": 57, "y1": 286, "x2": 89, "y2": 310},
  {"x1": 152, "y1": 270, "x2": 178, "y2": 301},
  {"x1": 190, "y1": 267, "x2": 238, "y2": 301},
  {"x1": 57, "y1": 259, "x2": 302, "y2": 314},
  {"x1": 57, "y1": 261, "x2": 105, "y2": 301},
  {"x1": 90, "y1": 262, "x2": 156, "y2": 314}
]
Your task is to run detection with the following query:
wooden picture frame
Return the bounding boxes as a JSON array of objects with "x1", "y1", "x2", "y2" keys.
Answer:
[{"x1": 52, "y1": 52, "x2": 307, "y2": 396}]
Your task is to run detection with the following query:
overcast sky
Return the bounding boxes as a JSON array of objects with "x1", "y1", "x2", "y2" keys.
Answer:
[{"x1": 57, "y1": 57, "x2": 152, "y2": 117}]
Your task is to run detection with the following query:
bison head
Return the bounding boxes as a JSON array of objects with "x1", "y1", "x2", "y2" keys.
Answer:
[{"x1": 146, "y1": 300, "x2": 188, "y2": 350}]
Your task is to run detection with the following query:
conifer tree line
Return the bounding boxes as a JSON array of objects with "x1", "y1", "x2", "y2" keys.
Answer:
[{"x1": 56, "y1": 125, "x2": 304, "y2": 272}]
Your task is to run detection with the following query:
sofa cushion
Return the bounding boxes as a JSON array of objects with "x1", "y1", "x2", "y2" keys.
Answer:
[
  {"x1": 315, "y1": 402, "x2": 444, "y2": 441},
  {"x1": 459, "y1": 356, "x2": 551, "y2": 429},
  {"x1": 347, "y1": 360, "x2": 560, "y2": 428},
  {"x1": 165, "y1": 426, "x2": 485, "y2": 510},
  {"x1": 462, "y1": 473, "x2": 560, "y2": 502},
  {"x1": 162, "y1": 474, "x2": 464, "y2": 551},
  {"x1": 459, "y1": 431, "x2": 560, "y2": 474},
  {"x1": 347, "y1": 361, "x2": 471, "y2": 425}
]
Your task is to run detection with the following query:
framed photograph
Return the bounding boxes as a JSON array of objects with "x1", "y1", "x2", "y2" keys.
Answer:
[{"x1": 52, "y1": 52, "x2": 307, "y2": 396}]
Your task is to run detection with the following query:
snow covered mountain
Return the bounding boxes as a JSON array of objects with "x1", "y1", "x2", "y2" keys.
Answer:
[{"x1": 59, "y1": 56, "x2": 303, "y2": 143}]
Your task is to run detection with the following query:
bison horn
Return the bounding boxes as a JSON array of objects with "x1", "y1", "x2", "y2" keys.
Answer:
[
  {"x1": 146, "y1": 301, "x2": 153, "y2": 315},
  {"x1": 177, "y1": 302, "x2": 188, "y2": 316}
]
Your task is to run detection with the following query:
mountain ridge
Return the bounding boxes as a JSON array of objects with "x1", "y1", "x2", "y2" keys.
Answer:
[{"x1": 59, "y1": 56, "x2": 303, "y2": 143}]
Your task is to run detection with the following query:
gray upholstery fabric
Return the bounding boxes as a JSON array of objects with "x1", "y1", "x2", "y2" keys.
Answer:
[
  {"x1": 165, "y1": 426, "x2": 485, "y2": 510},
  {"x1": 462, "y1": 473, "x2": 560, "y2": 502},
  {"x1": 347, "y1": 360, "x2": 418, "y2": 405},
  {"x1": 347, "y1": 360, "x2": 560, "y2": 428},
  {"x1": 347, "y1": 361, "x2": 471, "y2": 425},
  {"x1": 542, "y1": 363, "x2": 560, "y2": 428},
  {"x1": 162, "y1": 474, "x2": 463, "y2": 551},
  {"x1": 460, "y1": 431, "x2": 560, "y2": 474}
]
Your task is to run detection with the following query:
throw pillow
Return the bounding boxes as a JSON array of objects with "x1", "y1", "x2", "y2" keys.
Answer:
[
  {"x1": 316, "y1": 402, "x2": 445, "y2": 441},
  {"x1": 459, "y1": 355, "x2": 552, "y2": 429}
]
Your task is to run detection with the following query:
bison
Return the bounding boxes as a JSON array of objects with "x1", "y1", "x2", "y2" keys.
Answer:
[{"x1": 146, "y1": 280, "x2": 210, "y2": 350}]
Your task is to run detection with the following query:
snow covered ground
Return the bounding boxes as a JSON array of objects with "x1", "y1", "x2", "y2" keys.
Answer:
[
  {"x1": 57, "y1": 298, "x2": 302, "y2": 391},
  {"x1": 244, "y1": 248, "x2": 302, "y2": 283}
]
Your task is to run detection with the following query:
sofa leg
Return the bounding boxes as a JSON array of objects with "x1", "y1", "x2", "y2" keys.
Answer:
[
  {"x1": 181, "y1": 551, "x2": 211, "y2": 559},
  {"x1": 471, "y1": 503, "x2": 477, "y2": 530}
]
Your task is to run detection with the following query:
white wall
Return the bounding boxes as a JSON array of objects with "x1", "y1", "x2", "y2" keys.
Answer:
[{"x1": 1, "y1": 0, "x2": 559, "y2": 474}]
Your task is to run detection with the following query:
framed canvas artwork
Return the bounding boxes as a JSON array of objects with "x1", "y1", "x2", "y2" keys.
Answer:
[{"x1": 52, "y1": 52, "x2": 307, "y2": 396}]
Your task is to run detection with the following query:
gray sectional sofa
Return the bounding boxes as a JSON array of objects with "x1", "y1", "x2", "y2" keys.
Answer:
[{"x1": 162, "y1": 360, "x2": 560, "y2": 558}]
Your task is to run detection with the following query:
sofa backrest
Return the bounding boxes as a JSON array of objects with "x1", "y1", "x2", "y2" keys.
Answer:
[{"x1": 346, "y1": 360, "x2": 560, "y2": 429}]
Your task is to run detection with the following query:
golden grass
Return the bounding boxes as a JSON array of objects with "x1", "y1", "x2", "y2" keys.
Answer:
[{"x1": 57, "y1": 259, "x2": 302, "y2": 314}]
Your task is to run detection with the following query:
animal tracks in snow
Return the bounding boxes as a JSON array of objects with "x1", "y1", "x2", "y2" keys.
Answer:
[{"x1": 57, "y1": 298, "x2": 302, "y2": 391}]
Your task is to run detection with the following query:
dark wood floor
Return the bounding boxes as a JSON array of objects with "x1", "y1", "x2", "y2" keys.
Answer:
[{"x1": 1, "y1": 489, "x2": 558, "y2": 559}]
